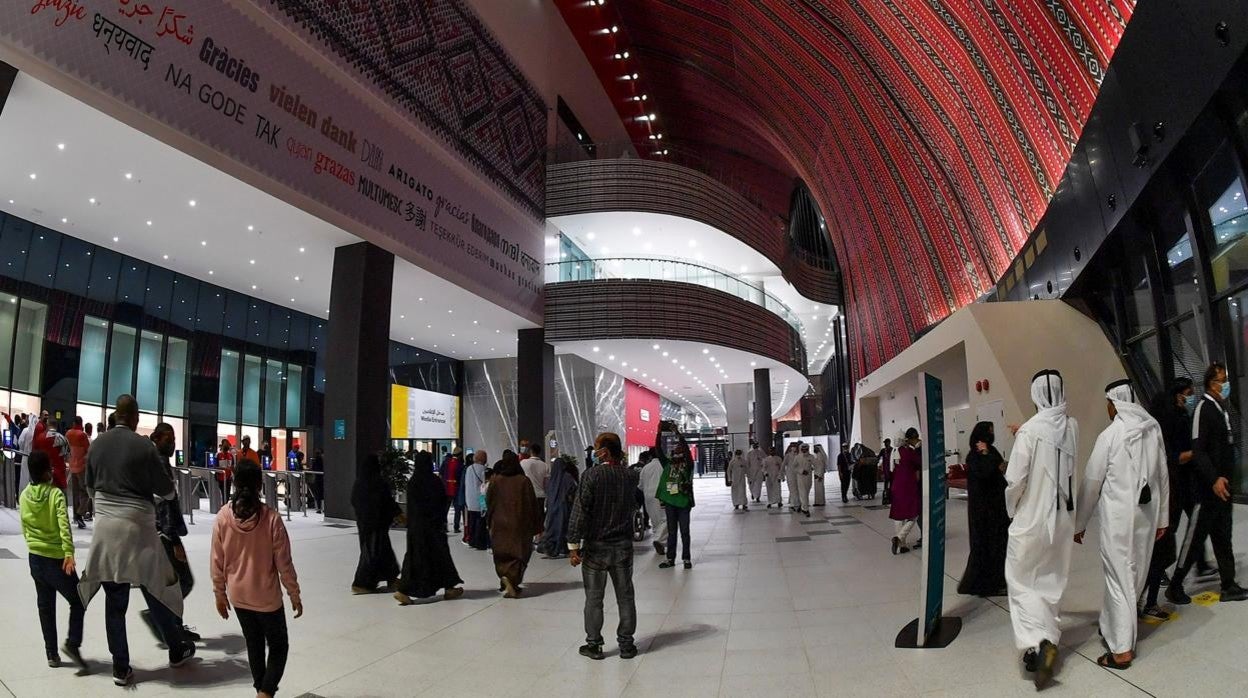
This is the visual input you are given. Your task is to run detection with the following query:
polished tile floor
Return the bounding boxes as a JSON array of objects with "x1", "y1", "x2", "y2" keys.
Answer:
[{"x1": 0, "y1": 476, "x2": 1246, "y2": 697}]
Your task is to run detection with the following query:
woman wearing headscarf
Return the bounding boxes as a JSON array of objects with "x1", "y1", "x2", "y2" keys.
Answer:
[
  {"x1": 890, "y1": 428, "x2": 923, "y2": 554},
  {"x1": 394, "y1": 452, "x2": 464, "y2": 604},
  {"x1": 958, "y1": 422, "x2": 1010, "y2": 596},
  {"x1": 487, "y1": 450, "x2": 543, "y2": 598},
  {"x1": 350, "y1": 454, "x2": 401, "y2": 595},
  {"x1": 536, "y1": 456, "x2": 579, "y2": 559}
]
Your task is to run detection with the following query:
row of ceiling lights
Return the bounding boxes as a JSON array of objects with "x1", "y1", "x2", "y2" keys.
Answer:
[
  {"x1": 17, "y1": 142, "x2": 518, "y2": 362},
  {"x1": 583, "y1": 1, "x2": 668, "y2": 156}
]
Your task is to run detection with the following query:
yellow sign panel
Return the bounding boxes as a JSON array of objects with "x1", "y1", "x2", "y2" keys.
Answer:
[{"x1": 391, "y1": 384, "x2": 459, "y2": 439}]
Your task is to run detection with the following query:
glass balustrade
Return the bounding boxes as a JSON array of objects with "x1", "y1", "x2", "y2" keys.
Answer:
[{"x1": 546, "y1": 256, "x2": 804, "y2": 333}]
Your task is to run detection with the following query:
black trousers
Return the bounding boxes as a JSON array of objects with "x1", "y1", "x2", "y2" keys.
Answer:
[
  {"x1": 1174, "y1": 498, "x2": 1237, "y2": 589},
  {"x1": 29, "y1": 554, "x2": 84, "y2": 656},
  {"x1": 839, "y1": 472, "x2": 851, "y2": 503},
  {"x1": 236, "y1": 607, "x2": 289, "y2": 696},
  {"x1": 664, "y1": 505, "x2": 692, "y2": 562}
]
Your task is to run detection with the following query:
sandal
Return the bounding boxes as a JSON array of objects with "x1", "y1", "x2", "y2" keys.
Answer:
[{"x1": 1096, "y1": 652, "x2": 1132, "y2": 670}]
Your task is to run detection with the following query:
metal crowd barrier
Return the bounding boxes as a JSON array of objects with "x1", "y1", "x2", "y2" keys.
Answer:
[{"x1": 261, "y1": 471, "x2": 308, "y2": 521}]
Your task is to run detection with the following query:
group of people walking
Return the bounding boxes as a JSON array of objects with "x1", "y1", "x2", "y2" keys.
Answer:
[
  {"x1": 727, "y1": 442, "x2": 829, "y2": 516},
  {"x1": 18, "y1": 395, "x2": 301, "y2": 697},
  {"x1": 946, "y1": 363, "x2": 1243, "y2": 689}
]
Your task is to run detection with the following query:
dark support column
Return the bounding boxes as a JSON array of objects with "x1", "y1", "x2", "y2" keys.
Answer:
[
  {"x1": 753, "y1": 368, "x2": 774, "y2": 451},
  {"x1": 516, "y1": 328, "x2": 554, "y2": 447},
  {"x1": 323, "y1": 243, "x2": 394, "y2": 520}
]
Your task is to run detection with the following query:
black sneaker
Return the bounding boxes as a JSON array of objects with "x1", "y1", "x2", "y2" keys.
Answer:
[
  {"x1": 659, "y1": 560, "x2": 676, "y2": 569},
  {"x1": 653, "y1": 541, "x2": 666, "y2": 556},
  {"x1": 1140, "y1": 606, "x2": 1171, "y2": 622},
  {"x1": 61, "y1": 642, "x2": 86, "y2": 671},
  {"x1": 169, "y1": 642, "x2": 196, "y2": 668},
  {"x1": 1220, "y1": 584, "x2": 1248, "y2": 602},
  {"x1": 683, "y1": 561, "x2": 693, "y2": 570},
  {"x1": 46, "y1": 653, "x2": 60, "y2": 668},
  {"x1": 181, "y1": 625, "x2": 201, "y2": 642},
  {"x1": 113, "y1": 667, "x2": 134, "y2": 686},
  {"x1": 1165, "y1": 584, "x2": 1191, "y2": 605},
  {"x1": 619, "y1": 644, "x2": 638, "y2": 659},
  {"x1": 578, "y1": 643, "x2": 605, "y2": 661},
  {"x1": 891, "y1": 537, "x2": 900, "y2": 555}
]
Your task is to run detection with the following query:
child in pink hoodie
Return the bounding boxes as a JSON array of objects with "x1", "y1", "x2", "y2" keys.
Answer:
[{"x1": 211, "y1": 461, "x2": 301, "y2": 698}]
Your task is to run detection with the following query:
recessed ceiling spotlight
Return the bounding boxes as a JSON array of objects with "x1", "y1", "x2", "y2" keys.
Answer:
[
  {"x1": 688, "y1": 240, "x2": 697, "y2": 248},
  {"x1": 400, "y1": 315, "x2": 405, "y2": 319},
  {"x1": 188, "y1": 200, "x2": 196, "y2": 207},
  {"x1": 200, "y1": 240, "x2": 207, "y2": 246},
  {"x1": 586, "y1": 232, "x2": 596, "y2": 240},
  {"x1": 56, "y1": 143, "x2": 65, "y2": 150},
  {"x1": 632, "y1": 227, "x2": 642, "y2": 236},
  {"x1": 247, "y1": 225, "x2": 254, "y2": 231},
  {"x1": 447, "y1": 309, "x2": 453, "y2": 314},
  {"x1": 249, "y1": 259, "x2": 256, "y2": 265},
  {"x1": 113, "y1": 236, "x2": 120, "y2": 243},
  {"x1": 299, "y1": 247, "x2": 305, "y2": 253},
  {"x1": 608, "y1": 355, "x2": 615, "y2": 361},
  {"x1": 290, "y1": 298, "x2": 295, "y2": 303},
  {"x1": 473, "y1": 320, "x2": 479, "y2": 325},
  {"x1": 208, "y1": 270, "x2": 214, "y2": 275},
  {"x1": 6, "y1": 199, "x2": 12, "y2": 204},
  {"x1": 662, "y1": 351, "x2": 669, "y2": 357},
  {"x1": 750, "y1": 361, "x2": 757, "y2": 366},
  {"x1": 702, "y1": 348, "x2": 709, "y2": 354},
  {"x1": 294, "y1": 276, "x2": 301, "y2": 282},
  {"x1": 251, "y1": 285, "x2": 257, "y2": 290},
  {"x1": 88, "y1": 197, "x2": 96, "y2": 205},
  {"x1": 28, "y1": 173, "x2": 36, "y2": 180},
  {"x1": 652, "y1": 344, "x2": 660, "y2": 350},
  {"x1": 124, "y1": 172, "x2": 132, "y2": 180},
  {"x1": 61, "y1": 217, "x2": 68, "y2": 223}
]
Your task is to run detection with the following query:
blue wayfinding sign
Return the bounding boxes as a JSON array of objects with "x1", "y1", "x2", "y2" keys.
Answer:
[
  {"x1": 919, "y1": 372, "x2": 946, "y2": 644},
  {"x1": 895, "y1": 371, "x2": 960, "y2": 649},
  {"x1": 333, "y1": 418, "x2": 346, "y2": 440}
]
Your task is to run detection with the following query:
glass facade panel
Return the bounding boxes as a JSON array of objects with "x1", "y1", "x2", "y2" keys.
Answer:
[
  {"x1": 117, "y1": 260, "x2": 148, "y2": 308},
  {"x1": 0, "y1": 293, "x2": 17, "y2": 388},
  {"x1": 106, "y1": 323, "x2": 136, "y2": 403},
  {"x1": 170, "y1": 275, "x2": 199, "y2": 331},
  {"x1": 86, "y1": 248, "x2": 121, "y2": 303},
  {"x1": 13, "y1": 300, "x2": 47, "y2": 394},
  {"x1": 25, "y1": 229, "x2": 60, "y2": 288},
  {"x1": 196, "y1": 286, "x2": 225, "y2": 334},
  {"x1": 218, "y1": 350, "x2": 239, "y2": 423},
  {"x1": 136, "y1": 329, "x2": 163, "y2": 411},
  {"x1": 1124, "y1": 239, "x2": 1154, "y2": 337},
  {"x1": 242, "y1": 354, "x2": 262, "y2": 425},
  {"x1": 285, "y1": 364, "x2": 303, "y2": 427},
  {"x1": 78, "y1": 316, "x2": 109, "y2": 404},
  {"x1": 1196, "y1": 144, "x2": 1248, "y2": 294},
  {"x1": 264, "y1": 359, "x2": 283, "y2": 427},
  {"x1": 0, "y1": 215, "x2": 32, "y2": 279},
  {"x1": 164, "y1": 337, "x2": 188, "y2": 417},
  {"x1": 55, "y1": 237, "x2": 91, "y2": 296},
  {"x1": 1167, "y1": 316, "x2": 1207, "y2": 387}
]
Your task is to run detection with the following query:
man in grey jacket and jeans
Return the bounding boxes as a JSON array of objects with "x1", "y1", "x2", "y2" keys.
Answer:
[
  {"x1": 79, "y1": 395, "x2": 195, "y2": 686},
  {"x1": 569, "y1": 432, "x2": 639, "y2": 661}
]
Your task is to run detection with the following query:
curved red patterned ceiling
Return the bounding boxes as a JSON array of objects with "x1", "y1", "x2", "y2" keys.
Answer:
[{"x1": 555, "y1": 0, "x2": 1135, "y2": 377}]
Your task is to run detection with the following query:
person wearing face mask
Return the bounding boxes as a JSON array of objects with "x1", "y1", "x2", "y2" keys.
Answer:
[
  {"x1": 1004, "y1": 370, "x2": 1079, "y2": 689},
  {"x1": 1073, "y1": 380, "x2": 1169, "y2": 670},
  {"x1": 1141, "y1": 378, "x2": 1208, "y2": 619},
  {"x1": 958, "y1": 422, "x2": 1009, "y2": 597},
  {"x1": 656, "y1": 426, "x2": 696, "y2": 570},
  {"x1": 1167, "y1": 362, "x2": 1248, "y2": 604}
]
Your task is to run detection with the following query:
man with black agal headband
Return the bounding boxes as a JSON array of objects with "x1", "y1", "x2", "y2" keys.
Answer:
[
  {"x1": 1074, "y1": 380, "x2": 1169, "y2": 670},
  {"x1": 1004, "y1": 370, "x2": 1078, "y2": 689}
]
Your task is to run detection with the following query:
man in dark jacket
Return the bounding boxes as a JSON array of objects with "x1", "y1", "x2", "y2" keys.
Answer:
[
  {"x1": 141, "y1": 424, "x2": 200, "y2": 644},
  {"x1": 836, "y1": 443, "x2": 852, "y2": 503},
  {"x1": 1168, "y1": 362, "x2": 1248, "y2": 604}
]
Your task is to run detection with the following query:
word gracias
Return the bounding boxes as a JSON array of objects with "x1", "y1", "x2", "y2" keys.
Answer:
[{"x1": 269, "y1": 85, "x2": 359, "y2": 154}]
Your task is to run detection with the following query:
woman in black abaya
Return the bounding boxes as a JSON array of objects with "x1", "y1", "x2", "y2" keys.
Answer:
[
  {"x1": 394, "y1": 452, "x2": 464, "y2": 604},
  {"x1": 351, "y1": 453, "x2": 401, "y2": 594},
  {"x1": 958, "y1": 421, "x2": 1010, "y2": 597}
]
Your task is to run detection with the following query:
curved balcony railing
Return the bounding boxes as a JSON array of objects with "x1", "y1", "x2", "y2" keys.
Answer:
[{"x1": 545, "y1": 256, "x2": 804, "y2": 333}]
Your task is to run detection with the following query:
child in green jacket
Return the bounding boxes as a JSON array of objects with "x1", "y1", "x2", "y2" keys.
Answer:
[{"x1": 20, "y1": 450, "x2": 87, "y2": 669}]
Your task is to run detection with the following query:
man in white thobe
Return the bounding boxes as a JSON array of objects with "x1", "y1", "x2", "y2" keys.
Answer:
[
  {"x1": 746, "y1": 444, "x2": 765, "y2": 503},
  {"x1": 794, "y1": 444, "x2": 814, "y2": 517},
  {"x1": 729, "y1": 450, "x2": 750, "y2": 510},
  {"x1": 640, "y1": 454, "x2": 668, "y2": 556},
  {"x1": 783, "y1": 444, "x2": 800, "y2": 511},
  {"x1": 812, "y1": 445, "x2": 828, "y2": 506},
  {"x1": 1074, "y1": 380, "x2": 1168, "y2": 669},
  {"x1": 1005, "y1": 369, "x2": 1079, "y2": 689},
  {"x1": 763, "y1": 448, "x2": 783, "y2": 508}
]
